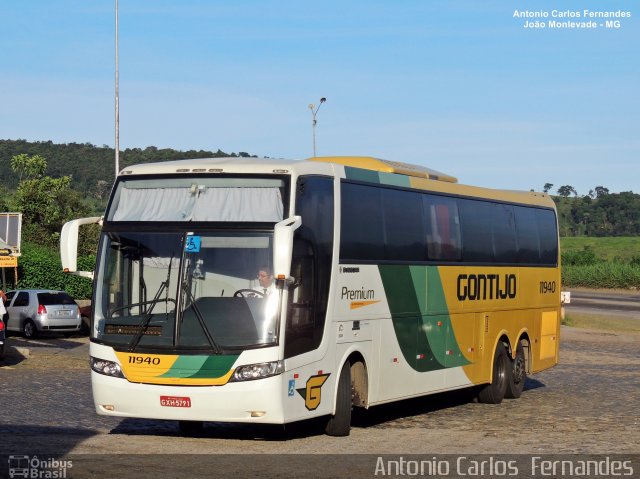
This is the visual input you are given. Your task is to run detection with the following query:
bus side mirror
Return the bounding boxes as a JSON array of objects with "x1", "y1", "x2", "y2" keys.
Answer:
[
  {"x1": 60, "y1": 216, "x2": 103, "y2": 279},
  {"x1": 273, "y1": 216, "x2": 302, "y2": 283}
]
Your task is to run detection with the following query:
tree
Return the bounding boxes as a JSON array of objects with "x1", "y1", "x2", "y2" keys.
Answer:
[
  {"x1": 92, "y1": 180, "x2": 110, "y2": 201},
  {"x1": 13, "y1": 156, "x2": 93, "y2": 249},
  {"x1": 11, "y1": 153, "x2": 47, "y2": 182},
  {"x1": 543, "y1": 183, "x2": 553, "y2": 193},
  {"x1": 594, "y1": 186, "x2": 609, "y2": 198},
  {"x1": 557, "y1": 185, "x2": 577, "y2": 197},
  {"x1": 1, "y1": 139, "x2": 240, "y2": 195}
]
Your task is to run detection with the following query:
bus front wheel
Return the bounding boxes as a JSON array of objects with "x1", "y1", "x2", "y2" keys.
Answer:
[
  {"x1": 477, "y1": 344, "x2": 509, "y2": 404},
  {"x1": 325, "y1": 361, "x2": 352, "y2": 437}
]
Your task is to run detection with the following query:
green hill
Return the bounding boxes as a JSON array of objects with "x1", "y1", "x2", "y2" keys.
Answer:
[
  {"x1": 555, "y1": 194, "x2": 640, "y2": 237},
  {"x1": 0, "y1": 139, "x2": 252, "y2": 197}
]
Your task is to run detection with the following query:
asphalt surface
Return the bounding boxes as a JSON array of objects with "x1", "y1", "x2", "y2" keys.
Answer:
[{"x1": 565, "y1": 288, "x2": 640, "y2": 318}]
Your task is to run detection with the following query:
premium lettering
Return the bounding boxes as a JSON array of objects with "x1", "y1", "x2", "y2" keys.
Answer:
[
  {"x1": 456, "y1": 274, "x2": 517, "y2": 301},
  {"x1": 341, "y1": 286, "x2": 375, "y2": 301}
]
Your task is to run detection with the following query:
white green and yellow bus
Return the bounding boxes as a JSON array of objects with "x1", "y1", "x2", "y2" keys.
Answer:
[{"x1": 61, "y1": 156, "x2": 560, "y2": 436}]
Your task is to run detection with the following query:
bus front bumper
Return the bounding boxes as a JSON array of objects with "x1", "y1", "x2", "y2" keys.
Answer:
[{"x1": 91, "y1": 371, "x2": 286, "y2": 424}]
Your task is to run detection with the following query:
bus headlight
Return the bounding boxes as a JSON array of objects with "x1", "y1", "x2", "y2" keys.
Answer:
[
  {"x1": 230, "y1": 360, "x2": 284, "y2": 382},
  {"x1": 90, "y1": 357, "x2": 125, "y2": 378}
]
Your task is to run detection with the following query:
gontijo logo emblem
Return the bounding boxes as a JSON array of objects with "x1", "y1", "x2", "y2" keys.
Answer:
[{"x1": 296, "y1": 373, "x2": 331, "y2": 410}]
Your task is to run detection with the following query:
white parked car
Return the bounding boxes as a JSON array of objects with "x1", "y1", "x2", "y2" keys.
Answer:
[{"x1": 4, "y1": 290, "x2": 81, "y2": 338}]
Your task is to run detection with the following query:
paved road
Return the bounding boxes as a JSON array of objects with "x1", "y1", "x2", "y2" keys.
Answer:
[
  {"x1": 565, "y1": 289, "x2": 640, "y2": 318},
  {"x1": 1, "y1": 327, "x2": 639, "y2": 478}
]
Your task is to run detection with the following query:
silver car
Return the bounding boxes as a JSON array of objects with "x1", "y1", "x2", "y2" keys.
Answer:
[{"x1": 4, "y1": 290, "x2": 81, "y2": 338}]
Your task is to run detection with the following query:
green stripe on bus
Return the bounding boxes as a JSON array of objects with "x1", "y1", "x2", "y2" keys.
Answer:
[
  {"x1": 186, "y1": 354, "x2": 239, "y2": 379},
  {"x1": 160, "y1": 354, "x2": 239, "y2": 379},
  {"x1": 379, "y1": 265, "x2": 444, "y2": 372},
  {"x1": 379, "y1": 265, "x2": 470, "y2": 372},
  {"x1": 378, "y1": 172, "x2": 411, "y2": 188},
  {"x1": 345, "y1": 166, "x2": 381, "y2": 183},
  {"x1": 421, "y1": 266, "x2": 469, "y2": 368},
  {"x1": 344, "y1": 167, "x2": 412, "y2": 188}
]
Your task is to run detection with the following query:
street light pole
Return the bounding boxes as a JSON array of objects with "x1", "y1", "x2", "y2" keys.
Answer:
[
  {"x1": 114, "y1": 0, "x2": 120, "y2": 178},
  {"x1": 309, "y1": 97, "x2": 326, "y2": 157}
]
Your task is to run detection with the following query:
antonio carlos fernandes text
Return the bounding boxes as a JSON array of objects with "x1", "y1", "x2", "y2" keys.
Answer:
[{"x1": 374, "y1": 456, "x2": 634, "y2": 476}]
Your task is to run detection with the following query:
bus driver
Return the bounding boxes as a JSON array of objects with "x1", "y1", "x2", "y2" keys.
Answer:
[{"x1": 256, "y1": 267, "x2": 275, "y2": 296}]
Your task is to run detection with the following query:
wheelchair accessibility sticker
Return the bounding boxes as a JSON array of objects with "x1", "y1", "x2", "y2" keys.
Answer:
[
  {"x1": 288, "y1": 379, "x2": 296, "y2": 397},
  {"x1": 185, "y1": 235, "x2": 201, "y2": 253}
]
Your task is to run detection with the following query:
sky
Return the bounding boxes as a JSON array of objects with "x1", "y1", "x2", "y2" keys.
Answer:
[{"x1": 1, "y1": 0, "x2": 638, "y2": 195}]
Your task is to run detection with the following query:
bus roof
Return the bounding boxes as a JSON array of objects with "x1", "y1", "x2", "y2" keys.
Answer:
[
  {"x1": 118, "y1": 156, "x2": 554, "y2": 209},
  {"x1": 308, "y1": 156, "x2": 458, "y2": 183},
  {"x1": 119, "y1": 156, "x2": 457, "y2": 182},
  {"x1": 119, "y1": 157, "x2": 298, "y2": 176}
]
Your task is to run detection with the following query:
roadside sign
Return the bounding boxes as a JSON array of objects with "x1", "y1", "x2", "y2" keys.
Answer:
[
  {"x1": 0, "y1": 212, "x2": 22, "y2": 255},
  {"x1": 0, "y1": 256, "x2": 17, "y2": 267}
]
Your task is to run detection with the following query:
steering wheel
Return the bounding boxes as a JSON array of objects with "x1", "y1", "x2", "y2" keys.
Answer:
[{"x1": 233, "y1": 289, "x2": 265, "y2": 298}]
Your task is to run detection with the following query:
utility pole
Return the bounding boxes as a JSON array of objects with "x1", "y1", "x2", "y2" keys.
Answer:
[
  {"x1": 114, "y1": 0, "x2": 120, "y2": 178},
  {"x1": 308, "y1": 97, "x2": 326, "y2": 157}
]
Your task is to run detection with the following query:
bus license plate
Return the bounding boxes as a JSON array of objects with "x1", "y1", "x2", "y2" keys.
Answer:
[{"x1": 160, "y1": 396, "x2": 191, "y2": 408}]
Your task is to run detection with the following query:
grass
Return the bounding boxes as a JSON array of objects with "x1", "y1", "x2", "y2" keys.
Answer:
[
  {"x1": 562, "y1": 263, "x2": 640, "y2": 289},
  {"x1": 560, "y1": 237, "x2": 640, "y2": 330},
  {"x1": 562, "y1": 313, "x2": 640, "y2": 333},
  {"x1": 560, "y1": 236, "x2": 640, "y2": 263},
  {"x1": 560, "y1": 236, "x2": 640, "y2": 289}
]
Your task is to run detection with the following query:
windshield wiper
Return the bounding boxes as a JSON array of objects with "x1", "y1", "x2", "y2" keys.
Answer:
[
  {"x1": 128, "y1": 255, "x2": 175, "y2": 352},
  {"x1": 127, "y1": 280, "x2": 170, "y2": 352},
  {"x1": 183, "y1": 287, "x2": 223, "y2": 354}
]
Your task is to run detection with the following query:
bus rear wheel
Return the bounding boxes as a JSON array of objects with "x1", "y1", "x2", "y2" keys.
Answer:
[
  {"x1": 325, "y1": 361, "x2": 352, "y2": 437},
  {"x1": 505, "y1": 341, "x2": 526, "y2": 399},
  {"x1": 478, "y1": 343, "x2": 509, "y2": 404}
]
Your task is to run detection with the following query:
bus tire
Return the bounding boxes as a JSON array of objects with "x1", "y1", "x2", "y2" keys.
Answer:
[
  {"x1": 325, "y1": 361, "x2": 352, "y2": 437},
  {"x1": 178, "y1": 420, "x2": 204, "y2": 436},
  {"x1": 477, "y1": 343, "x2": 509, "y2": 404},
  {"x1": 505, "y1": 341, "x2": 526, "y2": 399}
]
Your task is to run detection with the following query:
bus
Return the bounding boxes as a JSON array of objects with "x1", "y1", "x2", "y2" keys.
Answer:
[{"x1": 60, "y1": 156, "x2": 560, "y2": 436}]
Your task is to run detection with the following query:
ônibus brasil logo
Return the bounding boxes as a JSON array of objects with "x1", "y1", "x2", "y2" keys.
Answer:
[{"x1": 7, "y1": 455, "x2": 73, "y2": 478}]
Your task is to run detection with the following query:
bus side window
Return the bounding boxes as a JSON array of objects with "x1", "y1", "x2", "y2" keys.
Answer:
[
  {"x1": 425, "y1": 195, "x2": 461, "y2": 261},
  {"x1": 286, "y1": 239, "x2": 316, "y2": 356},
  {"x1": 285, "y1": 175, "x2": 334, "y2": 359},
  {"x1": 514, "y1": 206, "x2": 541, "y2": 264},
  {"x1": 536, "y1": 209, "x2": 559, "y2": 265}
]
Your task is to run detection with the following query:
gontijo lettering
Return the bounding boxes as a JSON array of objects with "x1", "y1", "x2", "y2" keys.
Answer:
[{"x1": 457, "y1": 273, "x2": 517, "y2": 301}]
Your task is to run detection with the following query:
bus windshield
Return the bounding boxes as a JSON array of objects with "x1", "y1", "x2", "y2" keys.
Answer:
[{"x1": 94, "y1": 230, "x2": 279, "y2": 352}]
